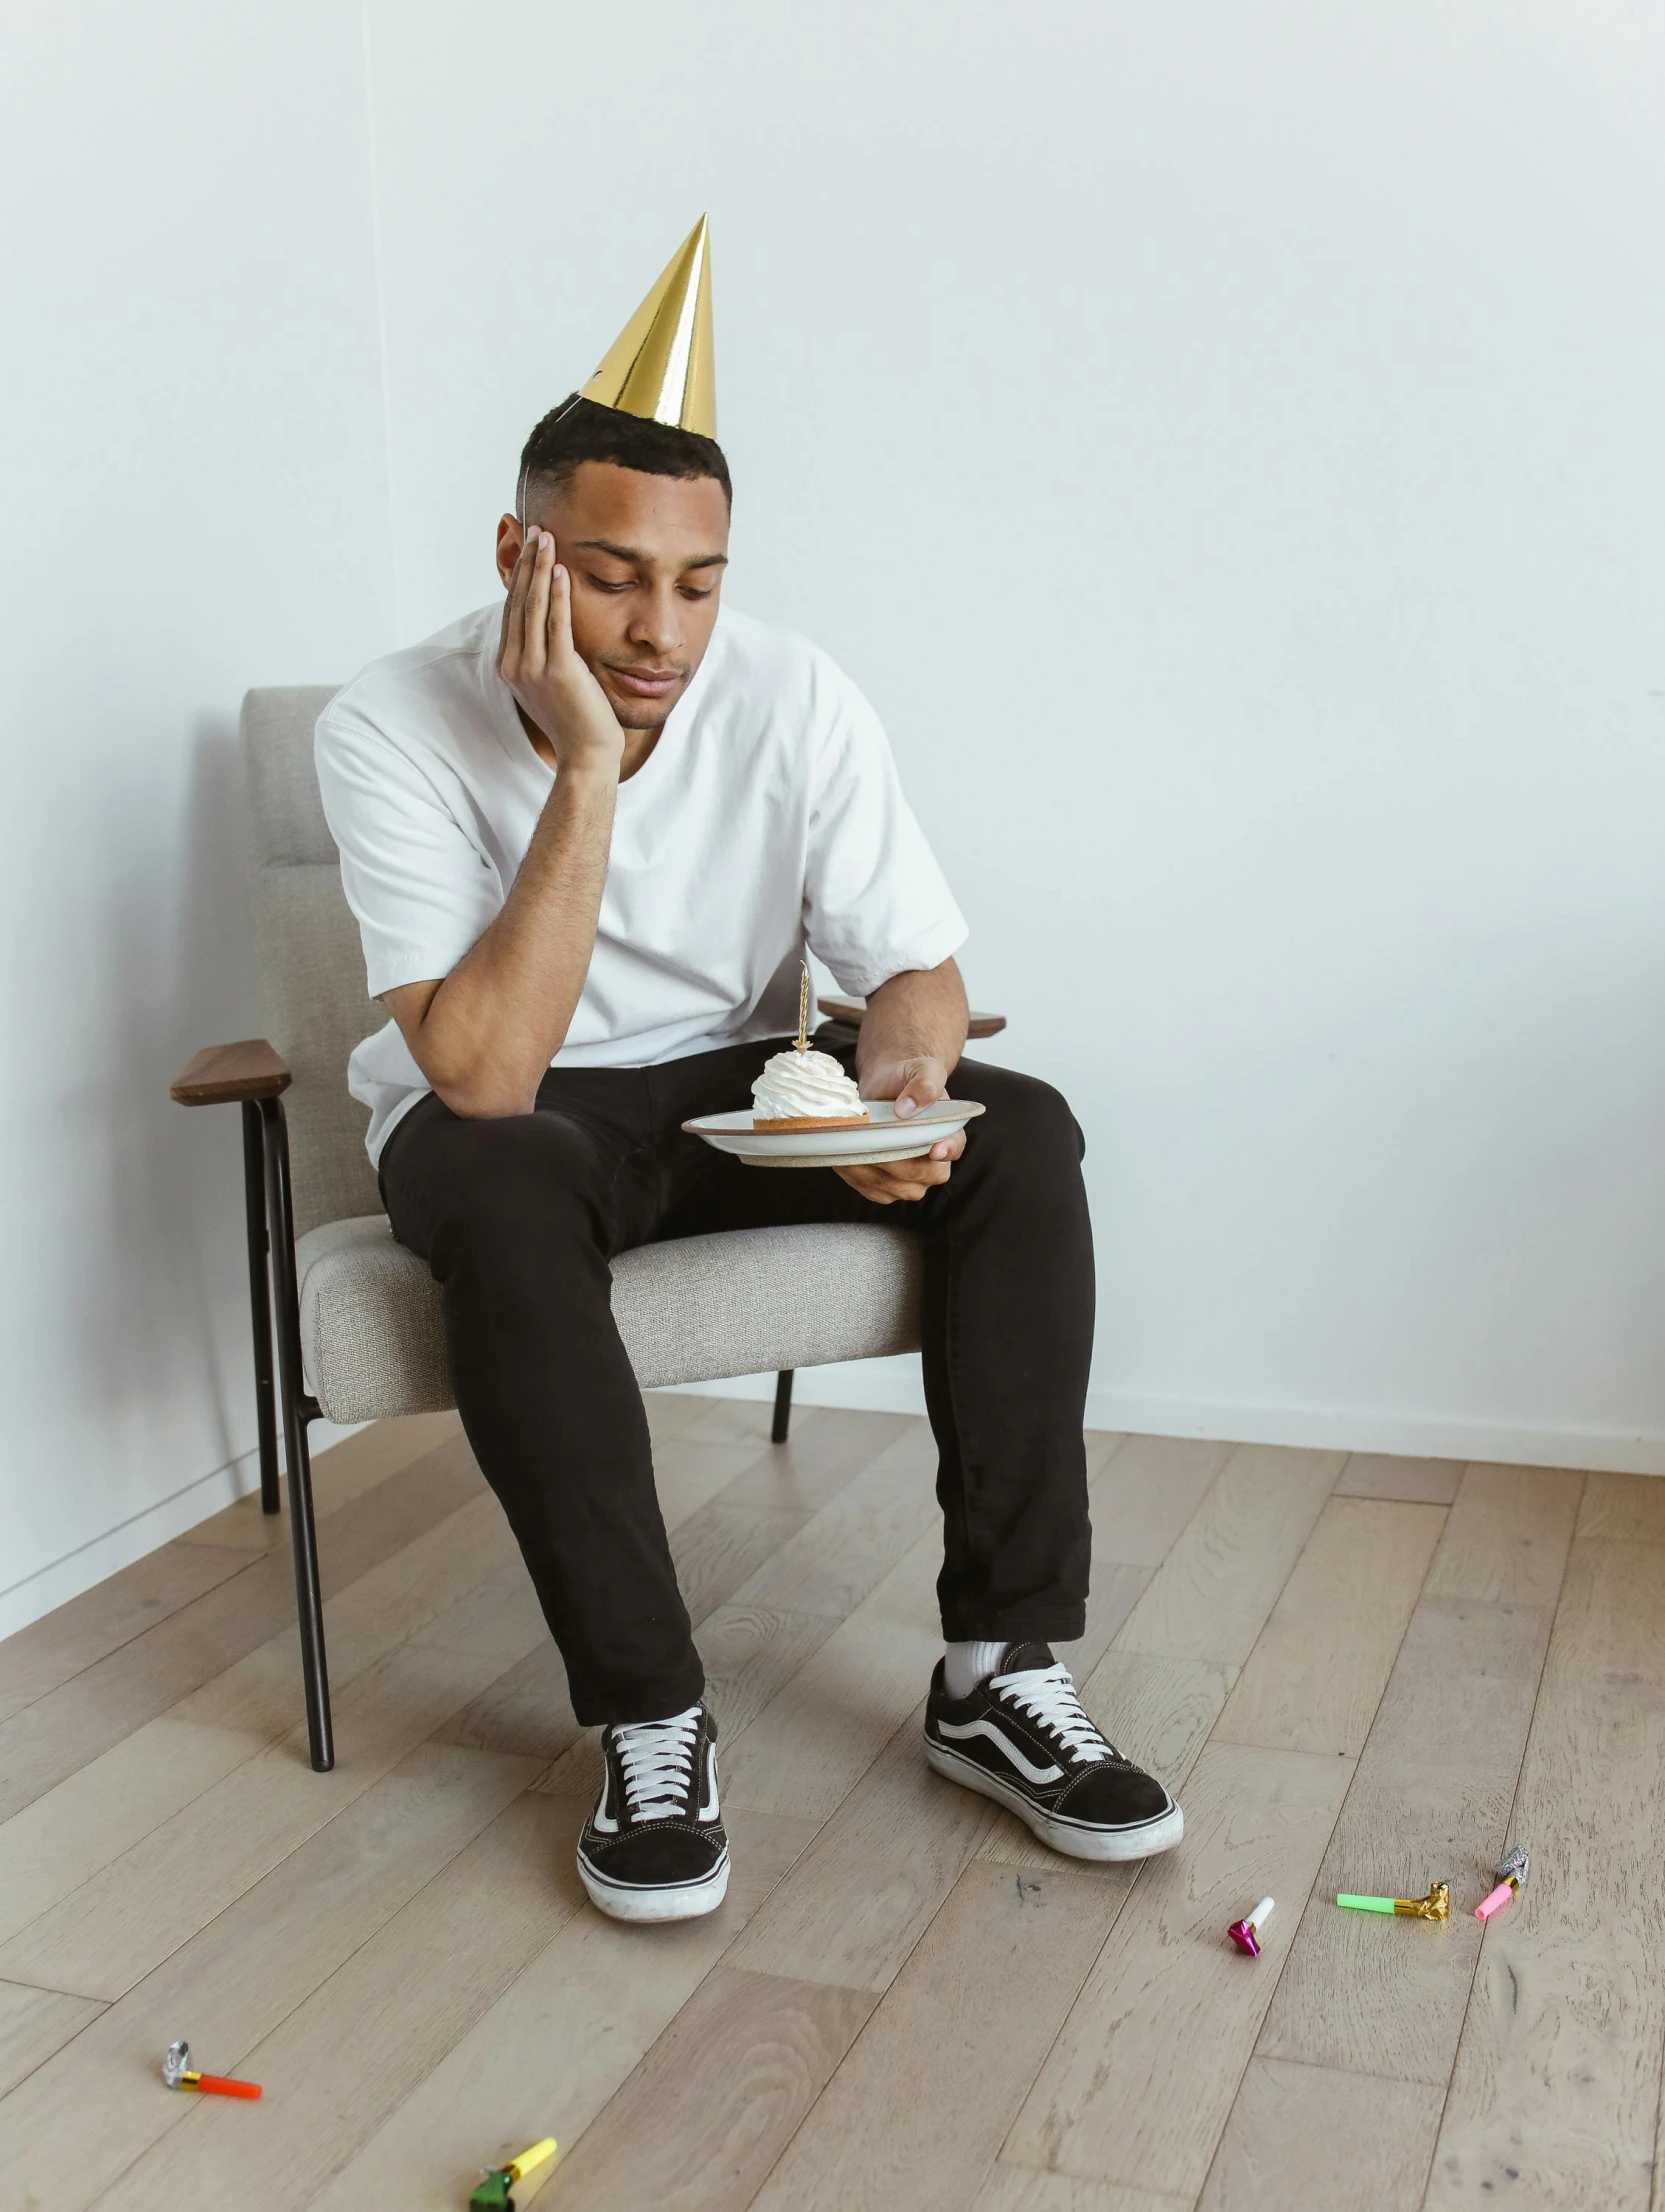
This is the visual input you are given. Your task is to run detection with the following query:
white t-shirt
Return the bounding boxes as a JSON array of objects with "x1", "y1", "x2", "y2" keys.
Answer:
[{"x1": 314, "y1": 601, "x2": 968, "y2": 1165}]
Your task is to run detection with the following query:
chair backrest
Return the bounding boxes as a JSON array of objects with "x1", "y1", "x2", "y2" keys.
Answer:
[{"x1": 242, "y1": 686, "x2": 383, "y2": 1239}]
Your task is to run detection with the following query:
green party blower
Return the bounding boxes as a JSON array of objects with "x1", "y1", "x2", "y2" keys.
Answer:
[{"x1": 1336, "y1": 1881, "x2": 1449, "y2": 1921}]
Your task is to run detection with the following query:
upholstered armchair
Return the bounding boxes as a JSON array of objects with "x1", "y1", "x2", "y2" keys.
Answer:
[{"x1": 171, "y1": 686, "x2": 1004, "y2": 1774}]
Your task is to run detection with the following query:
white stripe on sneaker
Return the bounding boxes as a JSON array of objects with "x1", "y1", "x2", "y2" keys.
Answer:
[{"x1": 936, "y1": 1717, "x2": 1063, "y2": 1784}]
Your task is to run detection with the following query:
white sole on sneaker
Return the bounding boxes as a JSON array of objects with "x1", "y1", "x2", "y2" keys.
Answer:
[
  {"x1": 576, "y1": 1848, "x2": 730, "y2": 1923},
  {"x1": 925, "y1": 1740, "x2": 1184, "y2": 1861}
]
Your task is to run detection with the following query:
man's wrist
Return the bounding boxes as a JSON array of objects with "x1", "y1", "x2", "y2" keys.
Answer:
[{"x1": 552, "y1": 754, "x2": 623, "y2": 792}]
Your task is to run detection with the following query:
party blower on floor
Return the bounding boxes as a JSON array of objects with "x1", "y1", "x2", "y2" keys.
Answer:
[
  {"x1": 470, "y1": 2137, "x2": 558, "y2": 2209},
  {"x1": 161, "y1": 2040, "x2": 262, "y2": 2099}
]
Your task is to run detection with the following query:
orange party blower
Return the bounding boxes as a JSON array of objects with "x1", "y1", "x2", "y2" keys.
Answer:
[{"x1": 162, "y1": 2040, "x2": 262, "y2": 2099}]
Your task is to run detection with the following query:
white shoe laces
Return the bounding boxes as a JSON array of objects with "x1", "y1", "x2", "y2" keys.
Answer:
[
  {"x1": 612, "y1": 1705, "x2": 703, "y2": 1821},
  {"x1": 991, "y1": 1663, "x2": 1117, "y2": 1765}
]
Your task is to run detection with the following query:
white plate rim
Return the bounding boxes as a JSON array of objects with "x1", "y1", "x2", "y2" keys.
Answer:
[{"x1": 680, "y1": 1097, "x2": 984, "y2": 1140}]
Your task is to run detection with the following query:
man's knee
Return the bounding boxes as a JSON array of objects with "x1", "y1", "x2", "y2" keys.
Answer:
[
  {"x1": 961, "y1": 1064, "x2": 1086, "y2": 1172},
  {"x1": 398, "y1": 1110, "x2": 614, "y2": 1275}
]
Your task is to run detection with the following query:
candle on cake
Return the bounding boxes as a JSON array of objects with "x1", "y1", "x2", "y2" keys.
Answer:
[{"x1": 750, "y1": 962, "x2": 870, "y2": 1130}]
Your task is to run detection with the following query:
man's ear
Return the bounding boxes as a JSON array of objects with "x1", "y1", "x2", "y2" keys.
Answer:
[{"x1": 495, "y1": 513, "x2": 524, "y2": 589}]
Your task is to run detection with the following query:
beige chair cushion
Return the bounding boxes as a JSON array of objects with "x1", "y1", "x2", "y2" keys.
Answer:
[{"x1": 297, "y1": 1215, "x2": 924, "y2": 1425}]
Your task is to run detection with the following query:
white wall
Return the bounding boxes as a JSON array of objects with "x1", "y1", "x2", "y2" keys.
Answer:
[
  {"x1": 5, "y1": 2, "x2": 1664, "y2": 1637},
  {"x1": 0, "y1": 2, "x2": 397, "y2": 1633},
  {"x1": 367, "y1": 1, "x2": 1665, "y2": 1465}
]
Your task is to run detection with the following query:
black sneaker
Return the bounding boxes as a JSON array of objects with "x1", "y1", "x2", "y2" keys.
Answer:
[
  {"x1": 576, "y1": 1703, "x2": 729, "y2": 1922},
  {"x1": 924, "y1": 1642, "x2": 1183, "y2": 1860}
]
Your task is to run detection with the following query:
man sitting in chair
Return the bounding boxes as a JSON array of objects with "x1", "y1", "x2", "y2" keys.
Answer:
[{"x1": 315, "y1": 220, "x2": 1182, "y2": 1923}]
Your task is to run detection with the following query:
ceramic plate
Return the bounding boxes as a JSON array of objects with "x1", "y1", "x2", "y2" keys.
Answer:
[{"x1": 681, "y1": 1097, "x2": 986, "y2": 1168}]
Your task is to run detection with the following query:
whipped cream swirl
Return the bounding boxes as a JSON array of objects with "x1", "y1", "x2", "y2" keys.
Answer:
[{"x1": 751, "y1": 1048, "x2": 867, "y2": 1122}]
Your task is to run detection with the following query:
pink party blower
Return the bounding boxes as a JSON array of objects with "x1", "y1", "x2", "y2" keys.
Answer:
[{"x1": 1475, "y1": 1844, "x2": 1530, "y2": 1922}]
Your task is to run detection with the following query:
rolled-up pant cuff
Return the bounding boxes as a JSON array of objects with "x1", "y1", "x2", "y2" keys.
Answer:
[
  {"x1": 567, "y1": 1653, "x2": 708, "y2": 1731},
  {"x1": 939, "y1": 1606, "x2": 1088, "y2": 1645}
]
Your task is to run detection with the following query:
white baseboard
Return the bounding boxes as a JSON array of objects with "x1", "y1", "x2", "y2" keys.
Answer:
[
  {"x1": 0, "y1": 1418, "x2": 363, "y2": 1644},
  {"x1": 1088, "y1": 1393, "x2": 1665, "y2": 1476},
  {"x1": 672, "y1": 1359, "x2": 1665, "y2": 1475}
]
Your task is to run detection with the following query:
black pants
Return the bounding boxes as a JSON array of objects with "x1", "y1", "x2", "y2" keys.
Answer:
[{"x1": 380, "y1": 1034, "x2": 1095, "y2": 1725}]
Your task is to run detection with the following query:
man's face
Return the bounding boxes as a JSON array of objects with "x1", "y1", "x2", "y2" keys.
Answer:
[{"x1": 495, "y1": 461, "x2": 730, "y2": 731}]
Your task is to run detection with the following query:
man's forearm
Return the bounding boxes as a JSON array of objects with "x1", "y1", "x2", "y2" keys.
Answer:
[
  {"x1": 405, "y1": 768, "x2": 617, "y2": 1117},
  {"x1": 856, "y1": 959, "x2": 969, "y2": 1088}
]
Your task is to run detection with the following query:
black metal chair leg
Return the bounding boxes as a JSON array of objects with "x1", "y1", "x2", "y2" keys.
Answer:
[
  {"x1": 240, "y1": 1101, "x2": 281, "y2": 1516},
  {"x1": 260, "y1": 1096, "x2": 335, "y2": 1772},
  {"x1": 771, "y1": 1369, "x2": 795, "y2": 1445}
]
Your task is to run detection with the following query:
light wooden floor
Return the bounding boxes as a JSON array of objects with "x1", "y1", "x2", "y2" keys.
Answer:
[{"x1": 1, "y1": 1401, "x2": 1661, "y2": 2210}]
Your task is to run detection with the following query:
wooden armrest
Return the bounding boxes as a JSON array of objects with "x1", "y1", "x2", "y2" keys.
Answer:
[
  {"x1": 169, "y1": 1038, "x2": 293, "y2": 1106},
  {"x1": 818, "y1": 995, "x2": 1007, "y2": 1041}
]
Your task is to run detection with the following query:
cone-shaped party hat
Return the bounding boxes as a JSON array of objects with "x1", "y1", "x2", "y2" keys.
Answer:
[{"x1": 581, "y1": 216, "x2": 716, "y2": 438}]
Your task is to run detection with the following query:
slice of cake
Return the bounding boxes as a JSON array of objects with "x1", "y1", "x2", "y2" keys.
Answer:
[{"x1": 751, "y1": 1047, "x2": 870, "y2": 1131}]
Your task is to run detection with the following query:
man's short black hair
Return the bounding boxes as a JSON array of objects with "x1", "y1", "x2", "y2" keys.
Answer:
[{"x1": 518, "y1": 394, "x2": 731, "y2": 514}]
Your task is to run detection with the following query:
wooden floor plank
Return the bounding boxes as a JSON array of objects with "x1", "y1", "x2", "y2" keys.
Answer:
[
  {"x1": 1334, "y1": 1453, "x2": 1464, "y2": 1505},
  {"x1": 716, "y1": 1408, "x2": 917, "y2": 1513},
  {"x1": 1424, "y1": 1536, "x2": 1665, "y2": 2211},
  {"x1": 1422, "y1": 1463, "x2": 1583, "y2": 1608},
  {"x1": 705, "y1": 1522, "x2": 944, "y2": 1822},
  {"x1": 0, "y1": 1543, "x2": 253, "y2": 1726},
  {"x1": 169, "y1": 1492, "x2": 518, "y2": 1741},
  {"x1": 0, "y1": 1432, "x2": 488, "y2": 1823},
  {"x1": 1212, "y1": 1496, "x2": 1445, "y2": 1757},
  {"x1": 677, "y1": 1392, "x2": 804, "y2": 1449},
  {"x1": 101, "y1": 1790, "x2": 582, "y2": 2212},
  {"x1": 1574, "y1": 1469, "x2": 1665, "y2": 1547},
  {"x1": 0, "y1": 1639, "x2": 526, "y2": 2000},
  {"x1": 750, "y1": 1857, "x2": 1129, "y2": 2212},
  {"x1": 0, "y1": 1975, "x2": 105, "y2": 2100},
  {"x1": 727, "y1": 1699, "x2": 997, "y2": 1994},
  {"x1": 303, "y1": 1806, "x2": 817, "y2": 2212},
  {"x1": 1003, "y1": 1741, "x2": 1355, "y2": 2200},
  {"x1": 0, "y1": 1715, "x2": 255, "y2": 1949},
  {"x1": 0, "y1": 1487, "x2": 534, "y2": 1965},
  {"x1": 0, "y1": 1741, "x2": 535, "y2": 2212},
  {"x1": 1112, "y1": 1444, "x2": 1344, "y2": 1667},
  {"x1": 546, "y1": 1964, "x2": 876, "y2": 2212},
  {"x1": 1087, "y1": 1650, "x2": 1238, "y2": 1785},
  {"x1": 698, "y1": 1604, "x2": 839, "y2": 1741},
  {"x1": 726, "y1": 1419, "x2": 940, "y2": 1618},
  {"x1": 1196, "y1": 2056, "x2": 1438, "y2": 2211},
  {"x1": 972, "y1": 2170, "x2": 1188, "y2": 2212},
  {"x1": 1085, "y1": 1433, "x2": 1234, "y2": 1567}
]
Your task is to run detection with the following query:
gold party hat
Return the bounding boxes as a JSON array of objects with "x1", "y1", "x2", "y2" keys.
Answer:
[{"x1": 581, "y1": 216, "x2": 716, "y2": 438}]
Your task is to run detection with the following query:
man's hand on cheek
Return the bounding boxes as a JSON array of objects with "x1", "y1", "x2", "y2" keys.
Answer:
[{"x1": 835, "y1": 1053, "x2": 962, "y2": 1204}]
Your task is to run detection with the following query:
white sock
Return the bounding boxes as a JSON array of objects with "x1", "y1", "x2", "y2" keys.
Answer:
[{"x1": 944, "y1": 1640, "x2": 1009, "y2": 1699}]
